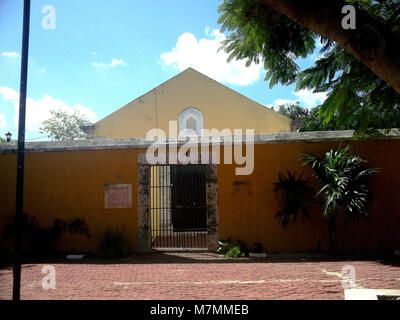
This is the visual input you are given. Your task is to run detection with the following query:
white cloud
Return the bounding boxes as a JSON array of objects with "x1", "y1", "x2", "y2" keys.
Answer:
[
  {"x1": 293, "y1": 89, "x2": 327, "y2": 108},
  {"x1": 274, "y1": 98, "x2": 298, "y2": 106},
  {"x1": 0, "y1": 86, "x2": 19, "y2": 100},
  {"x1": 0, "y1": 113, "x2": 6, "y2": 128},
  {"x1": 265, "y1": 91, "x2": 326, "y2": 110},
  {"x1": 160, "y1": 28, "x2": 262, "y2": 86},
  {"x1": 92, "y1": 58, "x2": 128, "y2": 68},
  {"x1": 1, "y1": 52, "x2": 20, "y2": 57},
  {"x1": 0, "y1": 86, "x2": 98, "y2": 132},
  {"x1": 265, "y1": 98, "x2": 299, "y2": 110}
]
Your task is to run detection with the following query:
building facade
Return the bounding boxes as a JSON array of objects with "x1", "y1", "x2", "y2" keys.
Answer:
[
  {"x1": 1, "y1": 131, "x2": 400, "y2": 254},
  {"x1": 82, "y1": 68, "x2": 291, "y2": 139}
]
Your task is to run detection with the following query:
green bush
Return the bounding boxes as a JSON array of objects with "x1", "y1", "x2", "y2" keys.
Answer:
[
  {"x1": 225, "y1": 246, "x2": 245, "y2": 258},
  {"x1": 217, "y1": 238, "x2": 247, "y2": 258},
  {"x1": 98, "y1": 228, "x2": 129, "y2": 259}
]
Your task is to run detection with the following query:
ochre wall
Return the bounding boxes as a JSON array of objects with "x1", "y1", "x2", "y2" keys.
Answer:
[
  {"x1": 1, "y1": 139, "x2": 399, "y2": 253},
  {"x1": 93, "y1": 68, "x2": 291, "y2": 138},
  {"x1": 218, "y1": 140, "x2": 400, "y2": 253},
  {"x1": 0, "y1": 149, "x2": 141, "y2": 253}
]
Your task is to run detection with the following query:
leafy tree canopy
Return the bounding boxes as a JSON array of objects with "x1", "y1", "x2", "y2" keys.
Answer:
[
  {"x1": 218, "y1": 0, "x2": 400, "y2": 136},
  {"x1": 40, "y1": 110, "x2": 90, "y2": 141},
  {"x1": 275, "y1": 103, "x2": 349, "y2": 131}
]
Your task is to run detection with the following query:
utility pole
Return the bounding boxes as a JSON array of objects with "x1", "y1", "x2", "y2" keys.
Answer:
[{"x1": 13, "y1": 0, "x2": 31, "y2": 300}]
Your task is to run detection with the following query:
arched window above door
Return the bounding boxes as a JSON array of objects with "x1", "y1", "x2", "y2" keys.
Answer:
[{"x1": 178, "y1": 108, "x2": 203, "y2": 136}]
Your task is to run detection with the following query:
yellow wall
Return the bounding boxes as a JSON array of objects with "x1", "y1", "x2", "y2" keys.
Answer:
[
  {"x1": 218, "y1": 140, "x2": 400, "y2": 253},
  {"x1": 1, "y1": 139, "x2": 399, "y2": 253},
  {"x1": 93, "y1": 68, "x2": 291, "y2": 138},
  {"x1": 0, "y1": 149, "x2": 141, "y2": 252},
  {"x1": 150, "y1": 165, "x2": 161, "y2": 238}
]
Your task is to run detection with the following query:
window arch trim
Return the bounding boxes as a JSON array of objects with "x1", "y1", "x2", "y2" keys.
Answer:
[{"x1": 178, "y1": 107, "x2": 203, "y2": 136}]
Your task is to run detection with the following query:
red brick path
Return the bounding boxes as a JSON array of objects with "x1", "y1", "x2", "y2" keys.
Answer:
[{"x1": 1, "y1": 252, "x2": 399, "y2": 300}]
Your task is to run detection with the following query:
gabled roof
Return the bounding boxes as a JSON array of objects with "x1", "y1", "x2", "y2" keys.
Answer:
[{"x1": 93, "y1": 67, "x2": 284, "y2": 125}]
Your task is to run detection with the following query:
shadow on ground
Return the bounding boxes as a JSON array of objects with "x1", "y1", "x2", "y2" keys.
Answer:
[{"x1": 1, "y1": 250, "x2": 400, "y2": 268}]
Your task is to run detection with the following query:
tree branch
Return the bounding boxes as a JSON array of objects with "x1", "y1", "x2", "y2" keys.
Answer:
[{"x1": 257, "y1": 0, "x2": 400, "y2": 94}]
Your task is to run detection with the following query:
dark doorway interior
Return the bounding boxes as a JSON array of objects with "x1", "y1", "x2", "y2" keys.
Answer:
[
  {"x1": 170, "y1": 165, "x2": 207, "y2": 232},
  {"x1": 150, "y1": 164, "x2": 207, "y2": 249}
]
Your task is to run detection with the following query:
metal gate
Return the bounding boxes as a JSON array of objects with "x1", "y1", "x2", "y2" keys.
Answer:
[{"x1": 150, "y1": 164, "x2": 207, "y2": 248}]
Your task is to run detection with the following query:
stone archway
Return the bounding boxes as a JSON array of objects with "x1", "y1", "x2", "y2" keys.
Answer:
[{"x1": 137, "y1": 153, "x2": 219, "y2": 252}]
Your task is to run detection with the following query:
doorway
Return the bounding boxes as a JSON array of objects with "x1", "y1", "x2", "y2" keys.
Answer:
[{"x1": 150, "y1": 165, "x2": 207, "y2": 249}]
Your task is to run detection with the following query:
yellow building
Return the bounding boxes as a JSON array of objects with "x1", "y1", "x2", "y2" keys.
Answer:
[
  {"x1": 5, "y1": 70, "x2": 398, "y2": 255},
  {"x1": 2, "y1": 135, "x2": 400, "y2": 254},
  {"x1": 82, "y1": 68, "x2": 290, "y2": 139}
]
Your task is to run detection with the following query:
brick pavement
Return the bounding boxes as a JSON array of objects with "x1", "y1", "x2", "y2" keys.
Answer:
[{"x1": 1, "y1": 252, "x2": 399, "y2": 300}]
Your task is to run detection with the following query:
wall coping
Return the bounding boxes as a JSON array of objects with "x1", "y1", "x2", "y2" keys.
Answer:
[{"x1": 1, "y1": 129, "x2": 400, "y2": 154}]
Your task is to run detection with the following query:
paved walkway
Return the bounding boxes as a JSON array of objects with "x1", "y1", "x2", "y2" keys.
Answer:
[{"x1": 1, "y1": 252, "x2": 399, "y2": 300}]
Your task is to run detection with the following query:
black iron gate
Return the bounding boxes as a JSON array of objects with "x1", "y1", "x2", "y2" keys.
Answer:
[{"x1": 150, "y1": 165, "x2": 207, "y2": 248}]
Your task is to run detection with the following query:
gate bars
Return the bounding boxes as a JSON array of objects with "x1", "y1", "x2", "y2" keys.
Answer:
[{"x1": 150, "y1": 165, "x2": 207, "y2": 248}]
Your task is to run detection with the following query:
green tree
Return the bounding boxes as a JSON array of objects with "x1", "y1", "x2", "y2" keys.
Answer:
[
  {"x1": 303, "y1": 145, "x2": 378, "y2": 252},
  {"x1": 302, "y1": 107, "x2": 341, "y2": 132},
  {"x1": 40, "y1": 110, "x2": 90, "y2": 141},
  {"x1": 276, "y1": 104, "x2": 345, "y2": 131},
  {"x1": 218, "y1": 0, "x2": 400, "y2": 135},
  {"x1": 0, "y1": 137, "x2": 5, "y2": 142},
  {"x1": 275, "y1": 103, "x2": 307, "y2": 121}
]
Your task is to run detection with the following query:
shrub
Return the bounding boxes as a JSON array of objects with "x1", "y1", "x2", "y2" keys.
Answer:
[
  {"x1": 2, "y1": 215, "x2": 90, "y2": 256},
  {"x1": 217, "y1": 238, "x2": 247, "y2": 258},
  {"x1": 225, "y1": 246, "x2": 245, "y2": 258},
  {"x1": 98, "y1": 228, "x2": 129, "y2": 259},
  {"x1": 216, "y1": 238, "x2": 231, "y2": 255},
  {"x1": 66, "y1": 218, "x2": 90, "y2": 237}
]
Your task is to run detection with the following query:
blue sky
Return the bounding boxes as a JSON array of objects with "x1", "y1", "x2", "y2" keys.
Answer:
[{"x1": 0, "y1": 0, "x2": 327, "y2": 140}]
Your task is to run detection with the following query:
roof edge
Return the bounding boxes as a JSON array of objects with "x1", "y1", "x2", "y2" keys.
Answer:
[{"x1": 1, "y1": 129, "x2": 400, "y2": 154}]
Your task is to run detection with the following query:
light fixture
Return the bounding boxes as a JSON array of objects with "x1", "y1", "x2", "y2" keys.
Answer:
[{"x1": 5, "y1": 132, "x2": 12, "y2": 142}]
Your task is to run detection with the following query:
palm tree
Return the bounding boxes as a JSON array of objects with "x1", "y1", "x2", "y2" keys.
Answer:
[{"x1": 303, "y1": 145, "x2": 378, "y2": 253}]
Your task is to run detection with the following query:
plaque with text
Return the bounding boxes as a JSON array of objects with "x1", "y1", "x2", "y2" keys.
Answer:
[{"x1": 104, "y1": 184, "x2": 132, "y2": 209}]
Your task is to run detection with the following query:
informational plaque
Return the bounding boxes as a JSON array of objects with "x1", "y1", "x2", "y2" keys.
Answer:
[{"x1": 104, "y1": 184, "x2": 132, "y2": 209}]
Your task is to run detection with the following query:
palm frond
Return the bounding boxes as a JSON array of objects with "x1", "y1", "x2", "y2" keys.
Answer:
[{"x1": 303, "y1": 145, "x2": 378, "y2": 222}]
